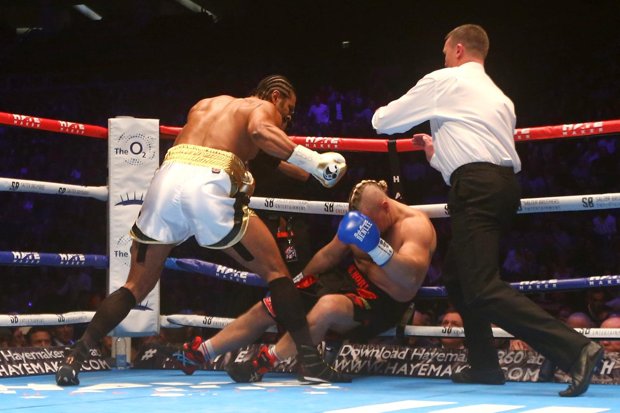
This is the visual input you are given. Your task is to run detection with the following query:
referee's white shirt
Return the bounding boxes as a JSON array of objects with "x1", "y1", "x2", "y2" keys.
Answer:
[{"x1": 372, "y1": 62, "x2": 521, "y2": 185}]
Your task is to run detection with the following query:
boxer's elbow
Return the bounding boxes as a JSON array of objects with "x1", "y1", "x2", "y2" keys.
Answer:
[{"x1": 249, "y1": 122, "x2": 273, "y2": 144}]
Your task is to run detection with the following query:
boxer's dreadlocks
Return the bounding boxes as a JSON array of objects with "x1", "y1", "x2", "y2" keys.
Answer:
[
  {"x1": 254, "y1": 75, "x2": 296, "y2": 100},
  {"x1": 348, "y1": 180, "x2": 388, "y2": 211}
]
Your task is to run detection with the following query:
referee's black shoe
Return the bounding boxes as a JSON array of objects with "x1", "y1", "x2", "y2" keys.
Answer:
[{"x1": 559, "y1": 342, "x2": 603, "y2": 397}]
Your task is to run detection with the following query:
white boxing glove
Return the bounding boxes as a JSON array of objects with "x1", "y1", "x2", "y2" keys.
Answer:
[{"x1": 287, "y1": 145, "x2": 347, "y2": 188}]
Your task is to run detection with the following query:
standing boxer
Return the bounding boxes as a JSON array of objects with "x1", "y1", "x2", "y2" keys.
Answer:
[{"x1": 56, "y1": 75, "x2": 348, "y2": 386}]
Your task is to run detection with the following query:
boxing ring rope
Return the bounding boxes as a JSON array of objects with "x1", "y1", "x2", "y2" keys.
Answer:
[
  {"x1": 2, "y1": 311, "x2": 619, "y2": 341},
  {"x1": 1, "y1": 250, "x2": 619, "y2": 340},
  {"x1": 2, "y1": 111, "x2": 620, "y2": 146},
  {"x1": 2, "y1": 176, "x2": 620, "y2": 218},
  {"x1": 1, "y1": 251, "x2": 619, "y2": 293},
  {"x1": 1, "y1": 111, "x2": 619, "y2": 343}
]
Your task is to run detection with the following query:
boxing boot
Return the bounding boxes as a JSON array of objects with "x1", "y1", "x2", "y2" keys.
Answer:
[
  {"x1": 175, "y1": 336, "x2": 208, "y2": 375},
  {"x1": 226, "y1": 345, "x2": 277, "y2": 383},
  {"x1": 55, "y1": 340, "x2": 90, "y2": 386}
]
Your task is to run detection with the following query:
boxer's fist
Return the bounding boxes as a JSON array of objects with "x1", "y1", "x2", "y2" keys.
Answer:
[
  {"x1": 337, "y1": 211, "x2": 393, "y2": 266},
  {"x1": 287, "y1": 145, "x2": 347, "y2": 188},
  {"x1": 315, "y1": 152, "x2": 346, "y2": 188}
]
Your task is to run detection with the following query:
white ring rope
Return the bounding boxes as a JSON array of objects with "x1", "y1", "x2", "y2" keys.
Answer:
[
  {"x1": 249, "y1": 194, "x2": 620, "y2": 218},
  {"x1": 3, "y1": 175, "x2": 619, "y2": 218},
  {"x1": 0, "y1": 177, "x2": 108, "y2": 201},
  {"x1": 2, "y1": 312, "x2": 617, "y2": 340},
  {"x1": 162, "y1": 314, "x2": 620, "y2": 340},
  {"x1": 0, "y1": 311, "x2": 95, "y2": 327}
]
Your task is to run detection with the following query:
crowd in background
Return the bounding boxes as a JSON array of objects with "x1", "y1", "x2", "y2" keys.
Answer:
[{"x1": 1, "y1": 56, "x2": 619, "y2": 352}]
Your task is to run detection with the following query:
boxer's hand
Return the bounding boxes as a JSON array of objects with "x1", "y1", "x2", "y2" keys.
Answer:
[
  {"x1": 337, "y1": 211, "x2": 393, "y2": 266},
  {"x1": 286, "y1": 145, "x2": 347, "y2": 188}
]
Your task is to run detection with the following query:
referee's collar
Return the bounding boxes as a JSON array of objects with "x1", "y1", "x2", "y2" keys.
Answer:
[{"x1": 460, "y1": 61, "x2": 485, "y2": 72}]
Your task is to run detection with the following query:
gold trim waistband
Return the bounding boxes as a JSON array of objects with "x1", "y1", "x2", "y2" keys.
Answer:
[{"x1": 164, "y1": 144, "x2": 247, "y2": 190}]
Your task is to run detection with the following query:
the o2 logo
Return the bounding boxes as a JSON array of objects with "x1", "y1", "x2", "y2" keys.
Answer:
[{"x1": 117, "y1": 132, "x2": 157, "y2": 166}]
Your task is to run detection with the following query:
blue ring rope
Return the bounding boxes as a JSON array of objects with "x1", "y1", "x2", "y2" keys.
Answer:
[{"x1": 1, "y1": 251, "x2": 618, "y2": 296}]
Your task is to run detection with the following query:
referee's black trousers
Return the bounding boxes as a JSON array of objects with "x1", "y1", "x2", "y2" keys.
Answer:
[{"x1": 443, "y1": 162, "x2": 589, "y2": 373}]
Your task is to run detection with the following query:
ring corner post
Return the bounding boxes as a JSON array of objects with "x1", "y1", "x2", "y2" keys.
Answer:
[{"x1": 107, "y1": 117, "x2": 161, "y2": 340}]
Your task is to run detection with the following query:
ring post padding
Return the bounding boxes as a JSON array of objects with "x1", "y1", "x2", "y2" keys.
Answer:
[{"x1": 108, "y1": 117, "x2": 160, "y2": 336}]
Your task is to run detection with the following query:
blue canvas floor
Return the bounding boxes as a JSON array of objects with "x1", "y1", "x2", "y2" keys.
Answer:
[{"x1": 0, "y1": 369, "x2": 617, "y2": 413}]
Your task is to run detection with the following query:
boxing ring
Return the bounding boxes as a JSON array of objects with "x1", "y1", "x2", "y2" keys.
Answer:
[{"x1": 1, "y1": 111, "x2": 620, "y2": 412}]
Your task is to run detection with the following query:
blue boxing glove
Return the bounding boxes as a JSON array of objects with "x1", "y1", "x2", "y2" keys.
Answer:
[{"x1": 337, "y1": 211, "x2": 394, "y2": 266}]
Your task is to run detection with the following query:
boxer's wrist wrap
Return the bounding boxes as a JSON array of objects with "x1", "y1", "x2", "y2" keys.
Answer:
[
  {"x1": 286, "y1": 145, "x2": 320, "y2": 174},
  {"x1": 368, "y1": 238, "x2": 394, "y2": 266}
]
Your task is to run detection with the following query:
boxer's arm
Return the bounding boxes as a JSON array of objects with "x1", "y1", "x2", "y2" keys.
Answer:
[
  {"x1": 277, "y1": 161, "x2": 310, "y2": 181},
  {"x1": 248, "y1": 103, "x2": 296, "y2": 159},
  {"x1": 302, "y1": 235, "x2": 349, "y2": 276},
  {"x1": 248, "y1": 103, "x2": 346, "y2": 188},
  {"x1": 375, "y1": 216, "x2": 435, "y2": 293}
]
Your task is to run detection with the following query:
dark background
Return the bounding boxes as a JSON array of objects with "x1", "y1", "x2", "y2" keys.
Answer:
[{"x1": 1, "y1": 0, "x2": 619, "y2": 126}]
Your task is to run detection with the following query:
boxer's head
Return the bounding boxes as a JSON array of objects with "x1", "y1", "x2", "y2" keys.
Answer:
[
  {"x1": 348, "y1": 179, "x2": 388, "y2": 212},
  {"x1": 254, "y1": 75, "x2": 296, "y2": 130}
]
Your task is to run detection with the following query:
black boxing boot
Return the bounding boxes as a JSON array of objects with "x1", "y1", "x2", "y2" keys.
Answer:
[
  {"x1": 55, "y1": 340, "x2": 90, "y2": 386},
  {"x1": 297, "y1": 345, "x2": 351, "y2": 383}
]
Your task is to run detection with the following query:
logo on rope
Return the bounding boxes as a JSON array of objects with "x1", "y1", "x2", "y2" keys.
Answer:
[
  {"x1": 517, "y1": 279, "x2": 558, "y2": 291},
  {"x1": 202, "y1": 316, "x2": 214, "y2": 325},
  {"x1": 562, "y1": 122, "x2": 604, "y2": 136},
  {"x1": 115, "y1": 132, "x2": 157, "y2": 166},
  {"x1": 58, "y1": 253, "x2": 86, "y2": 266},
  {"x1": 58, "y1": 121, "x2": 86, "y2": 135},
  {"x1": 12, "y1": 115, "x2": 41, "y2": 128},
  {"x1": 215, "y1": 264, "x2": 249, "y2": 283},
  {"x1": 11, "y1": 251, "x2": 40, "y2": 264},
  {"x1": 588, "y1": 275, "x2": 620, "y2": 286},
  {"x1": 304, "y1": 136, "x2": 339, "y2": 149}
]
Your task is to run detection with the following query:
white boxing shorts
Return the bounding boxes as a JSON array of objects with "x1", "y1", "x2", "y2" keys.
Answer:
[{"x1": 130, "y1": 144, "x2": 255, "y2": 249}]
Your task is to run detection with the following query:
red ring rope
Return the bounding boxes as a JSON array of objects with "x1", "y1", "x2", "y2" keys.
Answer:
[{"x1": 1, "y1": 111, "x2": 619, "y2": 152}]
